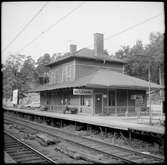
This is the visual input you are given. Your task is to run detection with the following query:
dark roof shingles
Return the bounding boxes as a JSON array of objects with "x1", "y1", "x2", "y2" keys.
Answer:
[
  {"x1": 31, "y1": 69, "x2": 163, "y2": 92},
  {"x1": 47, "y1": 48, "x2": 125, "y2": 66}
]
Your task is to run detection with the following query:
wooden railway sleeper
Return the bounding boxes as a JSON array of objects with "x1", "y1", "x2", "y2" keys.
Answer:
[
  {"x1": 13, "y1": 156, "x2": 44, "y2": 162},
  {"x1": 134, "y1": 158, "x2": 159, "y2": 163},
  {"x1": 124, "y1": 154, "x2": 150, "y2": 161},
  {"x1": 6, "y1": 150, "x2": 33, "y2": 155},
  {"x1": 5, "y1": 144, "x2": 26, "y2": 148},
  {"x1": 9, "y1": 152, "x2": 39, "y2": 158},
  {"x1": 5, "y1": 115, "x2": 164, "y2": 164},
  {"x1": 5, "y1": 148, "x2": 30, "y2": 153},
  {"x1": 5, "y1": 147, "x2": 32, "y2": 152}
]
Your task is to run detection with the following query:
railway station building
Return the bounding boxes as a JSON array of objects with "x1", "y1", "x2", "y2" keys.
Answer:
[{"x1": 32, "y1": 33, "x2": 162, "y2": 116}]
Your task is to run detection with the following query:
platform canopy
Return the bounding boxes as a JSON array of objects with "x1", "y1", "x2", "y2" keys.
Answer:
[{"x1": 31, "y1": 69, "x2": 164, "y2": 92}]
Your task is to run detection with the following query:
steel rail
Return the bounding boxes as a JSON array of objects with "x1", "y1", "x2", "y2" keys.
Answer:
[
  {"x1": 4, "y1": 115, "x2": 133, "y2": 163},
  {"x1": 5, "y1": 113, "x2": 164, "y2": 160},
  {"x1": 4, "y1": 131, "x2": 58, "y2": 164},
  {"x1": 5, "y1": 114, "x2": 164, "y2": 163}
]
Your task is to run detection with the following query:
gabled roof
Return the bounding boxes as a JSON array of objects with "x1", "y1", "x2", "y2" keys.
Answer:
[
  {"x1": 30, "y1": 69, "x2": 163, "y2": 92},
  {"x1": 46, "y1": 48, "x2": 125, "y2": 67}
]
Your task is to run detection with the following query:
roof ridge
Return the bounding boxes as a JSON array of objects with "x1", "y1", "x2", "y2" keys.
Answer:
[{"x1": 75, "y1": 47, "x2": 92, "y2": 53}]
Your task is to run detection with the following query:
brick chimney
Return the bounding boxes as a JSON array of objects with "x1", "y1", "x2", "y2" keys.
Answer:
[
  {"x1": 94, "y1": 33, "x2": 104, "y2": 56},
  {"x1": 70, "y1": 44, "x2": 77, "y2": 55}
]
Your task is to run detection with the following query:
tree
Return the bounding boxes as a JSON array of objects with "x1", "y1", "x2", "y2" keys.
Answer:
[
  {"x1": 35, "y1": 53, "x2": 52, "y2": 84},
  {"x1": 19, "y1": 56, "x2": 36, "y2": 97},
  {"x1": 35, "y1": 53, "x2": 51, "y2": 76},
  {"x1": 115, "y1": 46, "x2": 131, "y2": 59},
  {"x1": 145, "y1": 32, "x2": 164, "y2": 84},
  {"x1": 114, "y1": 32, "x2": 164, "y2": 83},
  {"x1": 3, "y1": 54, "x2": 26, "y2": 100}
]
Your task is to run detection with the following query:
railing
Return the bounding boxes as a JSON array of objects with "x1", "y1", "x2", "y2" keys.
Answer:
[
  {"x1": 103, "y1": 106, "x2": 115, "y2": 115},
  {"x1": 46, "y1": 105, "x2": 66, "y2": 113},
  {"x1": 44, "y1": 104, "x2": 148, "y2": 117},
  {"x1": 103, "y1": 106, "x2": 137, "y2": 116},
  {"x1": 44, "y1": 104, "x2": 93, "y2": 114},
  {"x1": 46, "y1": 104, "x2": 81, "y2": 113}
]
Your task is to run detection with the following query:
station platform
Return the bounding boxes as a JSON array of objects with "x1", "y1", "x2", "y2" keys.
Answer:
[
  {"x1": 4, "y1": 152, "x2": 16, "y2": 163},
  {"x1": 4, "y1": 107, "x2": 164, "y2": 135}
]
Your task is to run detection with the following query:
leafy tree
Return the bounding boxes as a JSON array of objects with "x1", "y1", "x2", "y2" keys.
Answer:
[
  {"x1": 3, "y1": 54, "x2": 26, "y2": 100},
  {"x1": 114, "y1": 32, "x2": 164, "y2": 84},
  {"x1": 35, "y1": 53, "x2": 52, "y2": 84},
  {"x1": 19, "y1": 56, "x2": 36, "y2": 97},
  {"x1": 146, "y1": 32, "x2": 164, "y2": 84},
  {"x1": 51, "y1": 53, "x2": 59, "y2": 62},
  {"x1": 35, "y1": 53, "x2": 51, "y2": 76},
  {"x1": 3, "y1": 54, "x2": 38, "y2": 100},
  {"x1": 104, "y1": 49, "x2": 109, "y2": 55},
  {"x1": 115, "y1": 46, "x2": 131, "y2": 59}
]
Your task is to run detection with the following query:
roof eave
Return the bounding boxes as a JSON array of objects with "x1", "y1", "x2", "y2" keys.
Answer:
[{"x1": 46, "y1": 54, "x2": 125, "y2": 67}]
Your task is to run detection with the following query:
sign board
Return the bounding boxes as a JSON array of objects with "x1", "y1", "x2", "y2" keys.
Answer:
[
  {"x1": 73, "y1": 89, "x2": 93, "y2": 95},
  {"x1": 135, "y1": 95, "x2": 144, "y2": 107},
  {"x1": 130, "y1": 95, "x2": 136, "y2": 100},
  {"x1": 12, "y1": 89, "x2": 18, "y2": 105},
  {"x1": 159, "y1": 96, "x2": 165, "y2": 101},
  {"x1": 103, "y1": 94, "x2": 107, "y2": 98}
]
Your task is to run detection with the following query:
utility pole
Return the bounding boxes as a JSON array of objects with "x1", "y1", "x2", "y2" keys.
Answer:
[
  {"x1": 148, "y1": 60, "x2": 152, "y2": 125},
  {"x1": 134, "y1": 54, "x2": 153, "y2": 125},
  {"x1": 159, "y1": 63, "x2": 164, "y2": 119}
]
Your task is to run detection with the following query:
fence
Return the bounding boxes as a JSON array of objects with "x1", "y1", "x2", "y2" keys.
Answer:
[
  {"x1": 103, "y1": 106, "x2": 137, "y2": 116},
  {"x1": 45, "y1": 104, "x2": 150, "y2": 117}
]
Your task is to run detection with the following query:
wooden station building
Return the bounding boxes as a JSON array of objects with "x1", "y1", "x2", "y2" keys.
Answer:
[{"x1": 32, "y1": 33, "x2": 162, "y2": 116}]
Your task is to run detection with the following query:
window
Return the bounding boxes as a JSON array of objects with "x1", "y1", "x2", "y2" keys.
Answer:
[
  {"x1": 62, "y1": 64, "x2": 74, "y2": 82},
  {"x1": 66, "y1": 65, "x2": 71, "y2": 81},
  {"x1": 80, "y1": 96, "x2": 85, "y2": 106},
  {"x1": 109, "y1": 90, "x2": 115, "y2": 106},
  {"x1": 62, "y1": 96, "x2": 70, "y2": 105},
  {"x1": 80, "y1": 96, "x2": 91, "y2": 106}
]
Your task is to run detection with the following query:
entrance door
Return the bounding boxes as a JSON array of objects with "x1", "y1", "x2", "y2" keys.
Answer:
[{"x1": 95, "y1": 94, "x2": 102, "y2": 114}]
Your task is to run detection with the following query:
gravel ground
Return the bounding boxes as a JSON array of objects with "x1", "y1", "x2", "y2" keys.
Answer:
[
  {"x1": 4, "y1": 117, "x2": 164, "y2": 164},
  {"x1": 4, "y1": 123, "x2": 92, "y2": 164},
  {"x1": 4, "y1": 122, "x2": 122, "y2": 163},
  {"x1": 61, "y1": 124, "x2": 164, "y2": 156}
]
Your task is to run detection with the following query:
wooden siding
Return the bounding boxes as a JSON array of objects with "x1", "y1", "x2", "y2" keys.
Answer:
[
  {"x1": 40, "y1": 88, "x2": 147, "y2": 116},
  {"x1": 48, "y1": 61, "x2": 75, "y2": 84},
  {"x1": 47, "y1": 58, "x2": 124, "y2": 83},
  {"x1": 75, "y1": 59, "x2": 123, "y2": 80}
]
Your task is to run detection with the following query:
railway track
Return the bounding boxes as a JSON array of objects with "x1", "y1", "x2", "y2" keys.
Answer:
[
  {"x1": 5, "y1": 113, "x2": 164, "y2": 164},
  {"x1": 4, "y1": 131, "x2": 57, "y2": 164}
]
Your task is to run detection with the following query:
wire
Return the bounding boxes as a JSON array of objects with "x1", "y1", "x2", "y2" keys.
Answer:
[
  {"x1": 2, "y1": 2, "x2": 49, "y2": 53},
  {"x1": 86, "y1": 13, "x2": 162, "y2": 48},
  {"x1": 18, "y1": 2, "x2": 86, "y2": 52},
  {"x1": 105, "y1": 13, "x2": 162, "y2": 40}
]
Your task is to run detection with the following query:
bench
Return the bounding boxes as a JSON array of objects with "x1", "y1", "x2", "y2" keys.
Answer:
[{"x1": 63, "y1": 107, "x2": 78, "y2": 114}]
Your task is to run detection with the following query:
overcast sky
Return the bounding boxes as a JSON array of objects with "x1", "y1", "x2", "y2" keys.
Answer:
[{"x1": 2, "y1": 1, "x2": 164, "y2": 64}]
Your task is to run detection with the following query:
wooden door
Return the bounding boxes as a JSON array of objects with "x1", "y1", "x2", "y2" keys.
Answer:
[{"x1": 95, "y1": 94, "x2": 102, "y2": 114}]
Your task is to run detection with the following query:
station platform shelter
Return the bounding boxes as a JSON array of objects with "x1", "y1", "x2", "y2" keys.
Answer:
[{"x1": 31, "y1": 69, "x2": 163, "y2": 117}]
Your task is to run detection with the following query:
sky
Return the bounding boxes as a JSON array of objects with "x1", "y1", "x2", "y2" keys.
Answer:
[{"x1": 2, "y1": 1, "x2": 164, "y2": 64}]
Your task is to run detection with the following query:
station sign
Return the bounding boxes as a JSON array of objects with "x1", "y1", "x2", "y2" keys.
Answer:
[
  {"x1": 73, "y1": 88, "x2": 93, "y2": 95},
  {"x1": 130, "y1": 95, "x2": 136, "y2": 100},
  {"x1": 159, "y1": 96, "x2": 165, "y2": 101},
  {"x1": 135, "y1": 95, "x2": 144, "y2": 107}
]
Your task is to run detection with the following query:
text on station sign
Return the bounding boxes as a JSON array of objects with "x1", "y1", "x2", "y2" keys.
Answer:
[{"x1": 73, "y1": 89, "x2": 93, "y2": 95}]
